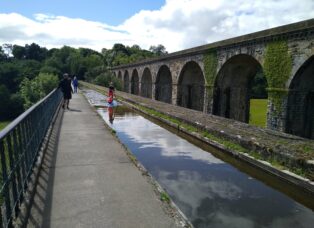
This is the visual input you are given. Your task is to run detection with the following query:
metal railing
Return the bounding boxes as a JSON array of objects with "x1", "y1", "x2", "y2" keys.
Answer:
[{"x1": 0, "y1": 89, "x2": 62, "y2": 227}]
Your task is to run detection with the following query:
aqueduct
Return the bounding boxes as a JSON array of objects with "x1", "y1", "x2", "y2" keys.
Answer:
[{"x1": 111, "y1": 19, "x2": 314, "y2": 139}]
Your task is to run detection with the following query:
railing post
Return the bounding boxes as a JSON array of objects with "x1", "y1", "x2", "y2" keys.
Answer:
[
  {"x1": 0, "y1": 140, "x2": 12, "y2": 227},
  {"x1": 6, "y1": 134, "x2": 19, "y2": 216},
  {"x1": 12, "y1": 129, "x2": 23, "y2": 204}
]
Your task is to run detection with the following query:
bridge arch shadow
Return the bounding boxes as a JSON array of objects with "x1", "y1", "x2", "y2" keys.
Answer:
[
  {"x1": 131, "y1": 69, "x2": 139, "y2": 95},
  {"x1": 177, "y1": 61, "x2": 205, "y2": 111},
  {"x1": 286, "y1": 55, "x2": 314, "y2": 139},
  {"x1": 213, "y1": 54, "x2": 268, "y2": 124},
  {"x1": 124, "y1": 71, "x2": 129, "y2": 93},
  {"x1": 155, "y1": 65, "x2": 172, "y2": 104},
  {"x1": 141, "y1": 67, "x2": 152, "y2": 98},
  {"x1": 118, "y1": 71, "x2": 122, "y2": 81}
]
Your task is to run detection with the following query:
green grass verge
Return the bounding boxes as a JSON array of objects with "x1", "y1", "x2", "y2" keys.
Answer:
[
  {"x1": 0, "y1": 121, "x2": 10, "y2": 131},
  {"x1": 249, "y1": 99, "x2": 267, "y2": 128}
]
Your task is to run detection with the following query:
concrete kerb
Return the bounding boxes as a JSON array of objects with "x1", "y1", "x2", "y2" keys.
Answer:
[
  {"x1": 79, "y1": 83, "x2": 314, "y2": 197},
  {"x1": 80, "y1": 90, "x2": 193, "y2": 228},
  {"x1": 14, "y1": 96, "x2": 64, "y2": 227}
]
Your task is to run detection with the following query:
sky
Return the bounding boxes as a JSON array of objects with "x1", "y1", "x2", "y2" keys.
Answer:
[{"x1": 0, "y1": 0, "x2": 313, "y2": 53}]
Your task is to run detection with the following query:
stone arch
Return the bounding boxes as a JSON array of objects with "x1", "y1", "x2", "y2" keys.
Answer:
[
  {"x1": 131, "y1": 69, "x2": 139, "y2": 95},
  {"x1": 286, "y1": 55, "x2": 314, "y2": 139},
  {"x1": 141, "y1": 67, "x2": 152, "y2": 98},
  {"x1": 155, "y1": 65, "x2": 172, "y2": 103},
  {"x1": 124, "y1": 71, "x2": 129, "y2": 92},
  {"x1": 213, "y1": 54, "x2": 265, "y2": 123},
  {"x1": 118, "y1": 71, "x2": 122, "y2": 81},
  {"x1": 177, "y1": 61, "x2": 205, "y2": 111}
]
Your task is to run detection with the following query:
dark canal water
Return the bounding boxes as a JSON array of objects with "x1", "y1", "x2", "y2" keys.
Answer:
[{"x1": 84, "y1": 90, "x2": 314, "y2": 228}]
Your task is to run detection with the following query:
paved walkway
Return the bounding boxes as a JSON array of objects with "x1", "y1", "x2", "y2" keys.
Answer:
[{"x1": 23, "y1": 93, "x2": 181, "y2": 228}]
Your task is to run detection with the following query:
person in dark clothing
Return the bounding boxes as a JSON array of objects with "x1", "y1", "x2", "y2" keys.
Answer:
[
  {"x1": 59, "y1": 73, "x2": 73, "y2": 109},
  {"x1": 72, "y1": 76, "x2": 78, "y2": 93}
]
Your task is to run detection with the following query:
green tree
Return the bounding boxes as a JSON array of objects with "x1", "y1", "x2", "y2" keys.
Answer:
[
  {"x1": 20, "y1": 73, "x2": 58, "y2": 109},
  {"x1": 149, "y1": 44, "x2": 168, "y2": 56},
  {"x1": 0, "y1": 85, "x2": 11, "y2": 120},
  {"x1": 24, "y1": 43, "x2": 48, "y2": 61},
  {"x1": 0, "y1": 62, "x2": 21, "y2": 92},
  {"x1": 0, "y1": 46, "x2": 7, "y2": 61},
  {"x1": 12, "y1": 45, "x2": 26, "y2": 59}
]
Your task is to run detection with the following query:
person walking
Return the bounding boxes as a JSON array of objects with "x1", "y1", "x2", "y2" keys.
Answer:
[
  {"x1": 73, "y1": 76, "x2": 78, "y2": 93},
  {"x1": 108, "y1": 82, "x2": 115, "y2": 104},
  {"x1": 59, "y1": 73, "x2": 73, "y2": 109}
]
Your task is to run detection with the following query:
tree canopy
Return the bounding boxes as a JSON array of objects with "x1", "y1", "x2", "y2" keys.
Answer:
[{"x1": 0, "y1": 42, "x2": 167, "y2": 121}]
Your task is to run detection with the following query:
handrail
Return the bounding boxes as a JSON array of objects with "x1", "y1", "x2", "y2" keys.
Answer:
[{"x1": 0, "y1": 88, "x2": 62, "y2": 227}]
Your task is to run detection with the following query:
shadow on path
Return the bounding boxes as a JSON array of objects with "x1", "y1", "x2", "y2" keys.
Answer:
[{"x1": 18, "y1": 108, "x2": 64, "y2": 228}]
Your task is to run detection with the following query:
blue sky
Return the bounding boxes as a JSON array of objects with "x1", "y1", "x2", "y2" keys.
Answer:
[
  {"x1": 0, "y1": 0, "x2": 165, "y2": 25},
  {"x1": 0, "y1": 0, "x2": 313, "y2": 52}
]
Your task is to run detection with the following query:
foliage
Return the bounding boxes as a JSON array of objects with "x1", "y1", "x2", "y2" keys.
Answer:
[
  {"x1": 203, "y1": 50, "x2": 217, "y2": 86},
  {"x1": 93, "y1": 71, "x2": 122, "y2": 91},
  {"x1": 250, "y1": 70, "x2": 268, "y2": 99},
  {"x1": 0, "y1": 41, "x2": 159, "y2": 121},
  {"x1": 263, "y1": 40, "x2": 292, "y2": 115},
  {"x1": 12, "y1": 43, "x2": 48, "y2": 61},
  {"x1": 0, "y1": 61, "x2": 21, "y2": 93},
  {"x1": 263, "y1": 40, "x2": 292, "y2": 89},
  {"x1": 149, "y1": 44, "x2": 168, "y2": 56},
  {"x1": 20, "y1": 73, "x2": 58, "y2": 109},
  {"x1": 0, "y1": 121, "x2": 10, "y2": 130},
  {"x1": 0, "y1": 85, "x2": 11, "y2": 120},
  {"x1": 102, "y1": 43, "x2": 158, "y2": 67},
  {"x1": 0, "y1": 46, "x2": 7, "y2": 61}
]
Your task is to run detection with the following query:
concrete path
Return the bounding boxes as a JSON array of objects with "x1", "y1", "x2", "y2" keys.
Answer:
[{"x1": 24, "y1": 93, "x2": 180, "y2": 228}]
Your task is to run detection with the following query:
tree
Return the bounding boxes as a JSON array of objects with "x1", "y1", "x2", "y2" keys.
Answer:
[
  {"x1": 0, "y1": 62, "x2": 21, "y2": 92},
  {"x1": 149, "y1": 44, "x2": 168, "y2": 56},
  {"x1": 12, "y1": 45, "x2": 26, "y2": 59},
  {"x1": 0, "y1": 46, "x2": 7, "y2": 61},
  {"x1": 19, "y1": 73, "x2": 58, "y2": 109},
  {"x1": 112, "y1": 43, "x2": 129, "y2": 56},
  {"x1": 17, "y1": 59, "x2": 42, "y2": 80},
  {"x1": 24, "y1": 43, "x2": 47, "y2": 61},
  {"x1": 2, "y1": 44, "x2": 13, "y2": 57},
  {"x1": 0, "y1": 85, "x2": 11, "y2": 120}
]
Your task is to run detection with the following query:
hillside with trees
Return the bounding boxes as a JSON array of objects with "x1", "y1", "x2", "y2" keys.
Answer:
[{"x1": 0, "y1": 42, "x2": 167, "y2": 123}]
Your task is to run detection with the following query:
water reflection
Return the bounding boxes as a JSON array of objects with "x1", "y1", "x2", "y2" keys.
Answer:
[{"x1": 84, "y1": 90, "x2": 314, "y2": 228}]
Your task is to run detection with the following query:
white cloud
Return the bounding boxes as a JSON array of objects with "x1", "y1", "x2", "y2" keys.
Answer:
[{"x1": 0, "y1": 0, "x2": 313, "y2": 52}]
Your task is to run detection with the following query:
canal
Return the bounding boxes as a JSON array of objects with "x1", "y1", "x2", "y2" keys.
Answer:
[{"x1": 84, "y1": 90, "x2": 314, "y2": 228}]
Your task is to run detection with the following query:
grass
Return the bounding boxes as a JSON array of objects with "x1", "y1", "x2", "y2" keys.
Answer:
[
  {"x1": 0, "y1": 121, "x2": 10, "y2": 131},
  {"x1": 249, "y1": 99, "x2": 267, "y2": 128},
  {"x1": 160, "y1": 192, "x2": 171, "y2": 203}
]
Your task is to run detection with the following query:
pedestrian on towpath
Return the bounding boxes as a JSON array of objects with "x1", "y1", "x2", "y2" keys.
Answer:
[
  {"x1": 59, "y1": 73, "x2": 73, "y2": 109},
  {"x1": 72, "y1": 76, "x2": 78, "y2": 93}
]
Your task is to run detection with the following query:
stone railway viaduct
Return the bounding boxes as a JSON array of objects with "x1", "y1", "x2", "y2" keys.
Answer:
[{"x1": 111, "y1": 19, "x2": 314, "y2": 139}]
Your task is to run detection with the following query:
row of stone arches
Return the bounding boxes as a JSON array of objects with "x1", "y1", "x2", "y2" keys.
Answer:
[{"x1": 114, "y1": 55, "x2": 314, "y2": 139}]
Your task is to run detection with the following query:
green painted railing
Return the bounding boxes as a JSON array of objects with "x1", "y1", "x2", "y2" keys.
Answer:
[{"x1": 0, "y1": 89, "x2": 62, "y2": 227}]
